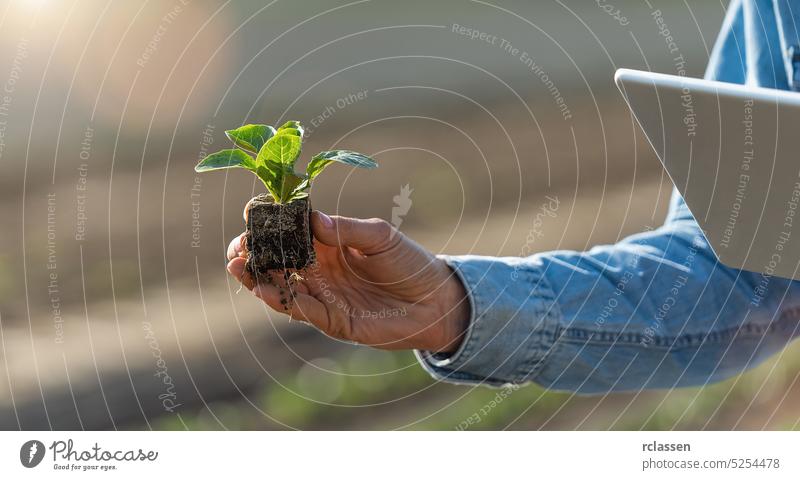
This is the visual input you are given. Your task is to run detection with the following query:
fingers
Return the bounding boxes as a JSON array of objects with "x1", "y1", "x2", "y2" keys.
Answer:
[
  {"x1": 265, "y1": 270, "x2": 311, "y2": 295},
  {"x1": 253, "y1": 283, "x2": 331, "y2": 328},
  {"x1": 226, "y1": 257, "x2": 255, "y2": 290},
  {"x1": 227, "y1": 255, "x2": 312, "y2": 295},
  {"x1": 311, "y1": 211, "x2": 400, "y2": 255},
  {"x1": 253, "y1": 282, "x2": 365, "y2": 343},
  {"x1": 227, "y1": 233, "x2": 246, "y2": 261}
]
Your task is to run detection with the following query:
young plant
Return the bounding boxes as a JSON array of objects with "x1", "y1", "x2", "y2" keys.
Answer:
[
  {"x1": 194, "y1": 121, "x2": 377, "y2": 278},
  {"x1": 194, "y1": 121, "x2": 377, "y2": 204}
]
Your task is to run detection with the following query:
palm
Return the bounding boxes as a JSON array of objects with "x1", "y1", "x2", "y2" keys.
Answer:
[
  {"x1": 302, "y1": 237, "x2": 443, "y2": 317},
  {"x1": 228, "y1": 213, "x2": 468, "y2": 352}
]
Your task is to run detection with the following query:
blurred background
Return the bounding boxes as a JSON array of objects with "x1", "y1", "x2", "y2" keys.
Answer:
[{"x1": 1, "y1": 0, "x2": 799, "y2": 430}]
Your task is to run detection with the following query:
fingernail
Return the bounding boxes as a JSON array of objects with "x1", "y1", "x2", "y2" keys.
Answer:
[{"x1": 317, "y1": 211, "x2": 334, "y2": 229}]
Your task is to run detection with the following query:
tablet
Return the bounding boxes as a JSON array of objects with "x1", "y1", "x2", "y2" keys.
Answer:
[{"x1": 615, "y1": 68, "x2": 800, "y2": 281}]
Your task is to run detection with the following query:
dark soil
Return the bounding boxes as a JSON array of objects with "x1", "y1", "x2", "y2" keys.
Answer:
[{"x1": 244, "y1": 194, "x2": 314, "y2": 283}]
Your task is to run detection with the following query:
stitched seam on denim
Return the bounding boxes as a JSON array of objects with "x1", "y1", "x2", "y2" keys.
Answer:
[
  {"x1": 422, "y1": 258, "x2": 535, "y2": 385},
  {"x1": 546, "y1": 312, "x2": 800, "y2": 350},
  {"x1": 512, "y1": 264, "x2": 561, "y2": 383},
  {"x1": 443, "y1": 261, "x2": 557, "y2": 384},
  {"x1": 460, "y1": 262, "x2": 485, "y2": 362},
  {"x1": 461, "y1": 260, "x2": 521, "y2": 380},
  {"x1": 443, "y1": 259, "x2": 484, "y2": 366}
]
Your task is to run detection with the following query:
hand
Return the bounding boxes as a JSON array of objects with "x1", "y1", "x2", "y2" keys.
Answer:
[{"x1": 226, "y1": 211, "x2": 470, "y2": 352}]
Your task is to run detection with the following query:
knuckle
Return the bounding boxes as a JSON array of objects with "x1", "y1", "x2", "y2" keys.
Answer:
[
  {"x1": 334, "y1": 216, "x2": 354, "y2": 238},
  {"x1": 366, "y1": 217, "x2": 393, "y2": 239}
]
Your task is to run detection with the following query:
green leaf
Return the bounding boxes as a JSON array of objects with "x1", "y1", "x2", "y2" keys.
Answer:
[
  {"x1": 285, "y1": 190, "x2": 309, "y2": 202},
  {"x1": 258, "y1": 130, "x2": 302, "y2": 168},
  {"x1": 290, "y1": 150, "x2": 377, "y2": 199},
  {"x1": 225, "y1": 124, "x2": 276, "y2": 153},
  {"x1": 194, "y1": 149, "x2": 255, "y2": 172},
  {"x1": 277, "y1": 121, "x2": 304, "y2": 138},
  {"x1": 195, "y1": 121, "x2": 377, "y2": 206},
  {"x1": 306, "y1": 150, "x2": 377, "y2": 180},
  {"x1": 255, "y1": 165, "x2": 282, "y2": 200},
  {"x1": 277, "y1": 170, "x2": 306, "y2": 203},
  {"x1": 251, "y1": 122, "x2": 306, "y2": 203}
]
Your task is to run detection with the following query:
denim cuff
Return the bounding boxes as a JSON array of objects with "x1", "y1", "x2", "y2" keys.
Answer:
[{"x1": 414, "y1": 254, "x2": 561, "y2": 387}]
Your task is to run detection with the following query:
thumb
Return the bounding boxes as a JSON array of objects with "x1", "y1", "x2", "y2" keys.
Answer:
[{"x1": 312, "y1": 211, "x2": 399, "y2": 255}]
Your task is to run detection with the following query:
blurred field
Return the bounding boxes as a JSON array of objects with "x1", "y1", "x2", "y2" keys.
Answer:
[{"x1": 2, "y1": 0, "x2": 800, "y2": 430}]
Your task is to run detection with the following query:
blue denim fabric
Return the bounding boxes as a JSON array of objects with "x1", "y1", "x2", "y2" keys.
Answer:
[{"x1": 416, "y1": 0, "x2": 800, "y2": 392}]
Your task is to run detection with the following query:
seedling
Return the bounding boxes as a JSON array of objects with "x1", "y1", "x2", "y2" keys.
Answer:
[{"x1": 195, "y1": 121, "x2": 377, "y2": 280}]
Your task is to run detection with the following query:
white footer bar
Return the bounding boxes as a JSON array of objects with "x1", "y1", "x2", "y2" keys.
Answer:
[{"x1": 0, "y1": 431, "x2": 797, "y2": 478}]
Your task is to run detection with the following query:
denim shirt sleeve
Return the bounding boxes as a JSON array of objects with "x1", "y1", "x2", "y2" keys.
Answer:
[
  {"x1": 416, "y1": 190, "x2": 800, "y2": 393},
  {"x1": 415, "y1": 0, "x2": 800, "y2": 392}
]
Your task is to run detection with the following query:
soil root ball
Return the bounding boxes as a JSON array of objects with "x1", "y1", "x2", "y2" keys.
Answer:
[{"x1": 244, "y1": 194, "x2": 314, "y2": 282}]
